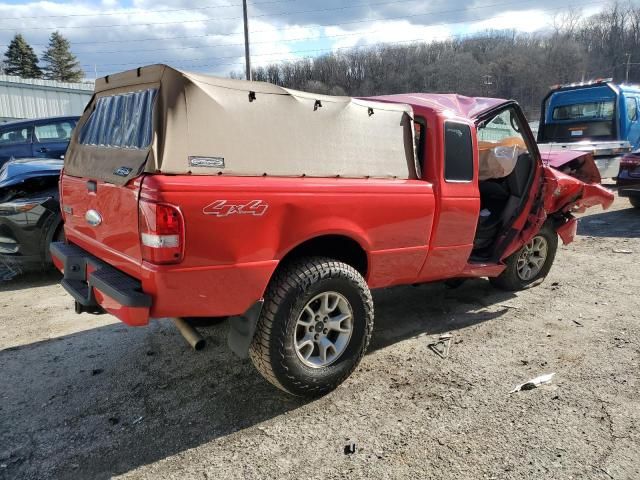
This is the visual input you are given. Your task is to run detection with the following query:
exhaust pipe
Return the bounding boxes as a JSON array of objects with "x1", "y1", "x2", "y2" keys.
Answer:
[{"x1": 172, "y1": 318, "x2": 206, "y2": 351}]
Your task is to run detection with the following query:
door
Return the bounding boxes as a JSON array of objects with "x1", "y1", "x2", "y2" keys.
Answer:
[
  {"x1": 418, "y1": 119, "x2": 480, "y2": 281},
  {"x1": 625, "y1": 96, "x2": 640, "y2": 149},
  {"x1": 33, "y1": 119, "x2": 77, "y2": 159},
  {"x1": 0, "y1": 125, "x2": 33, "y2": 166}
]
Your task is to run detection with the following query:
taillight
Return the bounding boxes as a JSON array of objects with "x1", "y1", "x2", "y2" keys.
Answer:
[
  {"x1": 620, "y1": 155, "x2": 640, "y2": 168},
  {"x1": 139, "y1": 200, "x2": 184, "y2": 264}
]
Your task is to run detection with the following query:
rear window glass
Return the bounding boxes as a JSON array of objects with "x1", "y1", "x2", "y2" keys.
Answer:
[
  {"x1": 552, "y1": 101, "x2": 614, "y2": 121},
  {"x1": 79, "y1": 88, "x2": 157, "y2": 149},
  {"x1": 444, "y1": 122, "x2": 473, "y2": 182}
]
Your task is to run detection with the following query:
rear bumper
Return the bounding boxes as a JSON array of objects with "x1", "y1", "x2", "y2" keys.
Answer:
[
  {"x1": 50, "y1": 242, "x2": 152, "y2": 326},
  {"x1": 593, "y1": 156, "x2": 622, "y2": 179},
  {"x1": 618, "y1": 187, "x2": 640, "y2": 198},
  {"x1": 51, "y1": 240, "x2": 277, "y2": 326},
  {"x1": 615, "y1": 170, "x2": 640, "y2": 196}
]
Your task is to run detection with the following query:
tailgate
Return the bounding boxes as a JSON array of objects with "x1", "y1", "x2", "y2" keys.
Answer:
[{"x1": 60, "y1": 173, "x2": 142, "y2": 270}]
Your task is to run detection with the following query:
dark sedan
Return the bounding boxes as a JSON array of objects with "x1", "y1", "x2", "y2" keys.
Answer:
[
  {"x1": 0, "y1": 158, "x2": 63, "y2": 276},
  {"x1": 616, "y1": 150, "x2": 640, "y2": 208}
]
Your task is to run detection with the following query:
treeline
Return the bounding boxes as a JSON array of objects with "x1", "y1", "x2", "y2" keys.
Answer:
[
  {"x1": 242, "y1": 3, "x2": 640, "y2": 117},
  {"x1": 0, "y1": 32, "x2": 84, "y2": 82}
]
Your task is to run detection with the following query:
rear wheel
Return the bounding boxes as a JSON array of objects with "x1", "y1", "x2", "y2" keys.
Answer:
[
  {"x1": 629, "y1": 196, "x2": 640, "y2": 209},
  {"x1": 249, "y1": 257, "x2": 373, "y2": 397},
  {"x1": 490, "y1": 223, "x2": 558, "y2": 291}
]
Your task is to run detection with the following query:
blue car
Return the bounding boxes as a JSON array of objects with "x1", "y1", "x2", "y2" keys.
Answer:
[{"x1": 0, "y1": 116, "x2": 79, "y2": 169}]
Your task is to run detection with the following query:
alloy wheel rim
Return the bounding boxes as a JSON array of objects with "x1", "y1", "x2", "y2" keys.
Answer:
[
  {"x1": 516, "y1": 235, "x2": 548, "y2": 281},
  {"x1": 294, "y1": 291, "x2": 354, "y2": 368}
]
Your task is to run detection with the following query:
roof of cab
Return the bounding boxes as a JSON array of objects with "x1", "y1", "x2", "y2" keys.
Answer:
[{"x1": 365, "y1": 93, "x2": 506, "y2": 119}]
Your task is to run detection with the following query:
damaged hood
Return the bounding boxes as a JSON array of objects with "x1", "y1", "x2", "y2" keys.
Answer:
[
  {"x1": 0, "y1": 158, "x2": 63, "y2": 189},
  {"x1": 541, "y1": 150, "x2": 601, "y2": 184}
]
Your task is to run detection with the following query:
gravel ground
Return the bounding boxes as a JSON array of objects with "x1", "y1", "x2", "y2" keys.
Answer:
[{"x1": 1, "y1": 193, "x2": 639, "y2": 480}]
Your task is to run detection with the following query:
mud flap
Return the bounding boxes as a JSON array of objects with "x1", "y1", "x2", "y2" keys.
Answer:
[{"x1": 227, "y1": 300, "x2": 264, "y2": 359}]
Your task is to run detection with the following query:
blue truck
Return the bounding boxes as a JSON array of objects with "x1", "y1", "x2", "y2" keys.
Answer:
[{"x1": 537, "y1": 79, "x2": 640, "y2": 178}]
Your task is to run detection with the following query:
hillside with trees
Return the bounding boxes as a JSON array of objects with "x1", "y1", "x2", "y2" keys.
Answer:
[{"x1": 243, "y1": 4, "x2": 640, "y2": 117}]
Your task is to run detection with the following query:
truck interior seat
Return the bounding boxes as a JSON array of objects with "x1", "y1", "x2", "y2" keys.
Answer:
[{"x1": 474, "y1": 153, "x2": 534, "y2": 252}]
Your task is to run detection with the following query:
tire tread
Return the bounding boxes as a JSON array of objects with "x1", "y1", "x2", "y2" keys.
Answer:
[{"x1": 248, "y1": 257, "x2": 373, "y2": 396}]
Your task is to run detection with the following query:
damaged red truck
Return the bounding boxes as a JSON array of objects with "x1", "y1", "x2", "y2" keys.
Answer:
[{"x1": 51, "y1": 65, "x2": 613, "y2": 396}]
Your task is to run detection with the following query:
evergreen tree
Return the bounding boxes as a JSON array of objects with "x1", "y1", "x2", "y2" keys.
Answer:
[
  {"x1": 42, "y1": 31, "x2": 84, "y2": 82},
  {"x1": 2, "y1": 34, "x2": 42, "y2": 79}
]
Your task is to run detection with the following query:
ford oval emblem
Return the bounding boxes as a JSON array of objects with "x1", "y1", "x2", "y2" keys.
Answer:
[{"x1": 85, "y1": 209, "x2": 102, "y2": 227}]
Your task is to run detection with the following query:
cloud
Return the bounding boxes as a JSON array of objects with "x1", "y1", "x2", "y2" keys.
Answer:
[{"x1": 0, "y1": 0, "x2": 607, "y2": 79}]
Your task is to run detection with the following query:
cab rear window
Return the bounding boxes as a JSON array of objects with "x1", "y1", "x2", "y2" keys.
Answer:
[
  {"x1": 552, "y1": 101, "x2": 614, "y2": 121},
  {"x1": 79, "y1": 88, "x2": 157, "y2": 149},
  {"x1": 444, "y1": 122, "x2": 473, "y2": 182}
]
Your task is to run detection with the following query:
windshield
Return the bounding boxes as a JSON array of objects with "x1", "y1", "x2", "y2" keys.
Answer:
[{"x1": 552, "y1": 101, "x2": 615, "y2": 121}]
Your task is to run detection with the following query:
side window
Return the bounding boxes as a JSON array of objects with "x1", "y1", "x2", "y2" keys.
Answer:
[
  {"x1": 34, "y1": 121, "x2": 75, "y2": 142},
  {"x1": 444, "y1": 122, "x2": 473, "y2": 182},
  {"x1": 477, "y1": 108, "x2": 530, "y2": 181},
  {"x1": 626, "y1": 97, "x2": 638, "y2": 122},
  {"x1": 0, "y1": 127, "x2": 31, "y2": 145}
]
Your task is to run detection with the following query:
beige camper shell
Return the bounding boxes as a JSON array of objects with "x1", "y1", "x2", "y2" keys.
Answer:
[{"x1": 65, "y1": 64, "x2": 418, "y2": 186}]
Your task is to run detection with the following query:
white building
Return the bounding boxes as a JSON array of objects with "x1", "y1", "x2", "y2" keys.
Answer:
[{"x1": 0, "y1": 75, "x2": 93, "y2": 123}]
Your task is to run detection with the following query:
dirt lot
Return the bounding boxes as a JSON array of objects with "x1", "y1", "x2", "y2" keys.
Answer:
[{"x1": 1, "y1": 192, "x2": 639, "y2": 480}]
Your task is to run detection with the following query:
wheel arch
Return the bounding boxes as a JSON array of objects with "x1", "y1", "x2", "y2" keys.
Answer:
[{"x1": 276, "y1": 234, "x2": 369, "y2": 278}]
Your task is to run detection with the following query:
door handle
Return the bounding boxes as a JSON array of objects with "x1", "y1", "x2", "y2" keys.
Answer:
[{"x1": 38, "y1": 147, "x2": 49, "y2": 153}]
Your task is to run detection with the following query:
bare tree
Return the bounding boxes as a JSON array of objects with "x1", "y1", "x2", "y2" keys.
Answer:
[{"x1": 231, "y1": 3, "x2": 640, "y2": 116}]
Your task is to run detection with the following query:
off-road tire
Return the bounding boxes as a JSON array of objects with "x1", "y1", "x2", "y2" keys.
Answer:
[
  {"x1": 490, "y1": 223, "x2": 558, "y2": 291},
  {"x1": 249, "y1": 257, "x2": 374, "y2": 397},
  {"x1": 629, "y1": 196, "x2": 640, "y2": 209}
]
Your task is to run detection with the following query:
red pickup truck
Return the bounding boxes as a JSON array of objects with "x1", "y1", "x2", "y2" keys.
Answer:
[{"x1": 51, "y1": 65, "x2": 613, "y2": 396}]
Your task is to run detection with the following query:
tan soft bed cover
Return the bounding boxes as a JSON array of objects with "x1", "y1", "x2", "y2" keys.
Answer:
[{"x1": 65, "y1": 64, "x2": 418, "y2": 185}]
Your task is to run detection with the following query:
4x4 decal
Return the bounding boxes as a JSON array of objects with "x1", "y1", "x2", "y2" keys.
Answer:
[{"x1": 203, "y1": 200, "x2": 268, "y2": 217}]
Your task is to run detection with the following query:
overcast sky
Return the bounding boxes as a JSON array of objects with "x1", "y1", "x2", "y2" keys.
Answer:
[{"x1": 0, "y1": 0, "x2": 609, "y2": 80}]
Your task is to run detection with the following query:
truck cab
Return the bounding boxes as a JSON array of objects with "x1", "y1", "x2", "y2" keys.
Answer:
[{"x1": 537, "y1": 80, "x2": 640, "y2": 178}]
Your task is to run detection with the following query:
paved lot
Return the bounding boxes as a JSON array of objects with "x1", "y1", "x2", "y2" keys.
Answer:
[{"x1": 1, "y1": 193, "x2": 639, "y2": 480}]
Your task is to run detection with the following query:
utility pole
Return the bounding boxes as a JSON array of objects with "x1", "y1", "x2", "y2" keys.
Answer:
[
  {"x1": 626, "y1": 53, "x2": 631, "y2": 83},
  {"x1": 242, "y1": 0, "x2": 252, "y2": 81}
]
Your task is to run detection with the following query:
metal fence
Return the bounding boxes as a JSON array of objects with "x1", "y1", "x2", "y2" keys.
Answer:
[{"x1": 0, "y1": 75, "x2": 93, "y2": 123}]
